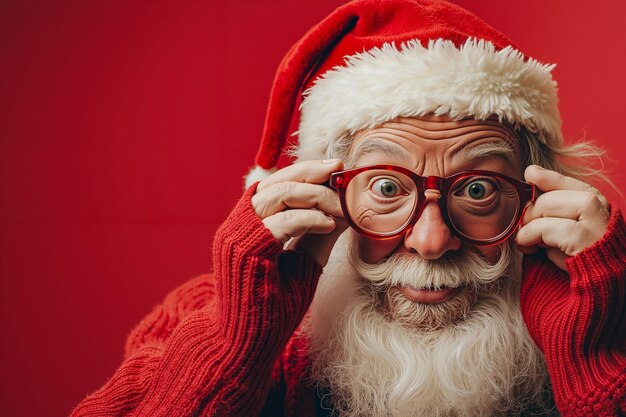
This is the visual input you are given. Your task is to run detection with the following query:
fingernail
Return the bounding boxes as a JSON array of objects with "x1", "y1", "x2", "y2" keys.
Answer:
[
  {"x1": 534, "y1": 165, "x2": 545, "y2": 171},
  {"x1": 322, "y1": 158, "x2": 341, "y2": 164}
]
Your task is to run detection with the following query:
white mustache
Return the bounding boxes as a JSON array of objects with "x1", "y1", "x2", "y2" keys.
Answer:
[{"x1": 350, "y1": 242, "x2": 513, "y2": 290}]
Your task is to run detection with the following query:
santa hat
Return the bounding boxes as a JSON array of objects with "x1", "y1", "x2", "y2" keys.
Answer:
[{"x1": 245, "y1": 0, "x2": 562, "y2": 187}]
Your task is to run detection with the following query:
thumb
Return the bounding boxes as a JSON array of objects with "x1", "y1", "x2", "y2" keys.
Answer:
[
  {"x1": 545, "y1": 247, "x2": 569, "y2": 272},
  {"x1": 287, "y1": 218, "x2": 348, "y2": 266}
]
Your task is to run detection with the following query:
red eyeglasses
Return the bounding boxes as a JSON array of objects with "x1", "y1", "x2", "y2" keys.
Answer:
[{"x1": 330, "y1": 165, "x2": 536, "y2": 246}]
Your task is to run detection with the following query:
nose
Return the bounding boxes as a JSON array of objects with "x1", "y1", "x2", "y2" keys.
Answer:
[{"x1": 403, "y1": 191, "x2": 461, "y2": 259}]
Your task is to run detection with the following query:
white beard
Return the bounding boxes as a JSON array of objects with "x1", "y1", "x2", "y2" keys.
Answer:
[{"x1": 305, "y1": 232, "x2": 553, "y2": 417}]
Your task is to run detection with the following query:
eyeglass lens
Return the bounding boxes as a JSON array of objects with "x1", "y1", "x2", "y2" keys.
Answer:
[{"x1": 344, "y1": 169, "x2": 520, "y2": 242}]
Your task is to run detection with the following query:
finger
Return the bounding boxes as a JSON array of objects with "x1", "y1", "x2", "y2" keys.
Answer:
[
  {"x1": 262, "y1": 209, "x2": 337, "y2": 243},
  {"x1": 516, "y1": 243, "x2": 539, "y2": 255},
  {"x1": 287, "y1": 219, "x2": 349, "y2": 266},
  {"x1": 524, "y1": 165, "x2": 608, "y2": 207},
  {"x1": 257, "y1": 159, "x2": 344, "y2": 191},
  {"x1": 516, "y1": 217, "x2": 593, "y2": 257},
  {"x1": 546, "y1": 247, "x2": 569, "y2": 272},
  {"x1": 522, "y1": 189, "x2": 608, "y2": 225},
  {"x1": 252, "y1": 181, "x2": 343, "y2": 219}
]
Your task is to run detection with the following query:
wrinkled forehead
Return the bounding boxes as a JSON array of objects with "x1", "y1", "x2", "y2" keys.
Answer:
[{"x1": 346, "y1": 115, "x2": 522, "y2": 171}]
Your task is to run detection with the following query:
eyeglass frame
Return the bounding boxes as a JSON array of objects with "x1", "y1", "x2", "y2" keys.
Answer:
[{"x1": 329, "y1": 165, "x2": 536, "y2": 246}]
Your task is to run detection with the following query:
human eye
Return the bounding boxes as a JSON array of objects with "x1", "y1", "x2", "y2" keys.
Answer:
[
  {"x1": 453, "y1": 177, "x2": 497, "y2": 202},
  {"x1": 370, "y1": 177, "x2": 407, "y2": 199}
]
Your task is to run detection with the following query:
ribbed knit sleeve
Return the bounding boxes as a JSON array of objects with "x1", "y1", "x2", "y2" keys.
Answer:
[
  {"x1": 71, "y1": 183, "x2": 323, "y2": 417},
  {"x1": 521, "y1": 204, "x2": 626, "y2": 417}
]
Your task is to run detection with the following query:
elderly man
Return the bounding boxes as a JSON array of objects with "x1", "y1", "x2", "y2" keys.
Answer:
[{"x1": 72, "y1": 0, "x2": 625, "y2": 416}]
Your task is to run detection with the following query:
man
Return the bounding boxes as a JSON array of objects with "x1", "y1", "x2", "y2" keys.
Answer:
[{"x1": 71, "y1": 0, "x2": 625, "y2": 416}]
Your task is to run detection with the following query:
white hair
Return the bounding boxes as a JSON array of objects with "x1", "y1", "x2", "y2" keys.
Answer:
[{"x1": 305, "y1": 232, "x2": 554, "y2": 417}]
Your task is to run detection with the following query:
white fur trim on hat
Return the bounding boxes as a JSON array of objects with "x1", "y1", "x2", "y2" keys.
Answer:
[
  {"x1": 295, "y1": 38, "x2": 562, "y2": 162},
  {"x1": 245, "y1": 165, "x2": 277, "y2": 189}
]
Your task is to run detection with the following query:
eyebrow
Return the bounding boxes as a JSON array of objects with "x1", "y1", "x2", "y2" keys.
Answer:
[
  {"x1": 454, "y1": 140, "x2": 519, "y2": 167},
  {"x1": 348, "y1": 138, "x2": 407, "y2": 166},
  {"x1": 348, "y1": 136, "x2": 520, "y2": 169}
]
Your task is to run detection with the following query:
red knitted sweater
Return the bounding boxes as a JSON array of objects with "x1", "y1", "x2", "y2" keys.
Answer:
[{"x1": 71, "y1": 185, "x2": 626, "y2": 417}]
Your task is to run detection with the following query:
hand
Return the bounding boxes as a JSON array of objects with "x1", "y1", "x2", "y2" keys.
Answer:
[
  {"x1": 251, "y1": 159, "x2": 348, "y2": 266},
  {"x1": 515, "y1": 165, "x2": 610, "y2": 271}
]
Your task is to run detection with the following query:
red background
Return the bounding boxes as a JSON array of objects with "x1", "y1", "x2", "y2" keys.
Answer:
[{"x1": 1, "y1": 1, "x2": 624, "y2": 415}]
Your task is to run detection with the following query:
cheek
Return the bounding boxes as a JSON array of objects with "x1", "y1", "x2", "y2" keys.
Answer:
[
  {"x1": 357, "y1": 234, "x2": 500, "y2": 264},
  {"x1": 357, "y1": 235, "x2": 403, "y2": 263}
]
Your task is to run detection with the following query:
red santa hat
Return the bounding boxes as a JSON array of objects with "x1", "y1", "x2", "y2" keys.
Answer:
[{"x1": 245, "y1": 0, "x2": 562, "y2": 186}]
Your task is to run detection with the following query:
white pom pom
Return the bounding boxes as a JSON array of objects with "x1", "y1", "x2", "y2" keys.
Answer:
[{"x1": 244, "y1": 165, "x2": 278, "y2": 189}]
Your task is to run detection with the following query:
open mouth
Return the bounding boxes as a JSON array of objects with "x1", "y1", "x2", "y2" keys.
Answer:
[{"x1": 397, "y1": 284, "x2": 464, "y2": 304}]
